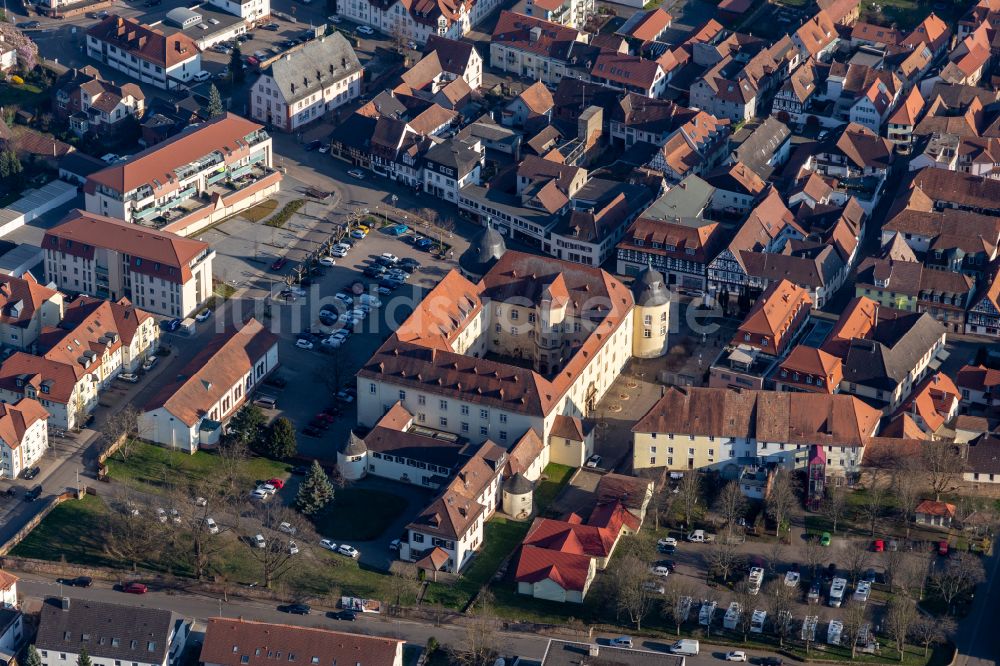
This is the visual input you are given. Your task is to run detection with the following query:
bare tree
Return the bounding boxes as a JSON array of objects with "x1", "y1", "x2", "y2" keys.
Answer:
[
  {"x1": 708, "y1": 539, "x2": 743, "y2": 582},
  {"x1": 732, "y1": 583, "x2": 755, "y2": 642},
  {"x1": 841, "y1": 603, "x2": 868, "y2": 659},
  {"x1": 104, "y1": 487, "x2": 164, "y2": 572},
  {"x1": 909, "y1": 614, "x2": 955, "y2": 657},
  {"x1": 450, "y1": 589, "x2": 499, "y2": 666},
  {"x1": 858, "y1": 485, "x2": 887, "y2": 537},
  {"x1": 765, "y1": 540, "x2": 785, "y2": 577},
  {"x1": 216, "y1": 438, "x2": 250, "y2": 498},
  {"x1": 675, "y1": 472, "x2": 701, "y2": 529},
  {"x1": 763, "y1": 579, "x2": 794, "y2": 647},
  {"x1": 929, "y1": 552, "x2": 985, "y2": 614},
  {"x1": 387, "y1": 569, "x2": 420, "y2": 612},
  {"x1": 765, "y1": 469, "x2": 796, "y2": 537},
  {"x1": 609, "y1": 551, "x2": 656, "y2": 631},
  {"x1": 241, "y1": 501, "x2": 312, "y2": 588},
  {"x1": 844, "y1": 539, "x2": 872, "y2": 584},
  {"x1": 892, "y1": 460, "x2": 923, "y2": 538},
  {"x1": 921, "y1": 441, "x2": 965, "y2": 501},
  {"x1": 104, "y1": 405, "x2": 142, "y2": 461},
  {"x1": 896, "y1": 552, "x2": 932, "y2": 600},
  {"x1": 801, "y1": 537, "x2": 825, "y2": 579},
  {"x1": 821, "y1": 484, "x2": 849, "y2": 534},
  {"x1": 661, "y1": 579, "x2": 696, "y2": 637},
  {"x1": 168, "y1": 481, "x2": 232, "y2": 580},
  {"x1": 883, "y1": 547, "x2": 904, "y2": 592},
  {"x1": 651, "y1": 479, "x2": 677, "y2": 531},
  {"x1": 715, "y1": 481, "x2": 747, "y2": 536},
  {"x1": 885, "y1": 596, "x2": 917, "y2": 662}
]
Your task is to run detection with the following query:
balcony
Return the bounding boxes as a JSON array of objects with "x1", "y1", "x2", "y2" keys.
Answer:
[{"x1": 141, "y1": 164, "x2": 280, "y2": 230}]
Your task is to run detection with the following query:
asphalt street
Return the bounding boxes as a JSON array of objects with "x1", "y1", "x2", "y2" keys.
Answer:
[{"x1": 16, "y1": 573, "x2": 784, "y2": 664}]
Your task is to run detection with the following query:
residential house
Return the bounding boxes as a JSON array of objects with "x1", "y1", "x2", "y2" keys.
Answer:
[
  {"x1": 43, "y1": 210, "x2": 215, "y2": 319},
  {"x1": 791, "y1": 10, "x2": 839, "y2": 62},
  {"x1": 139, "y1": 318, "x2": 278, "y2": 452},
  {"x1": 86, "y1": 16, "x2": 202, "y2": 90},
  {"x1": 728, "y1": 117, "x2": 791, "y2": 181},
  {"x1": 689, "y1": 45, "x2": 782, "y2": 122},
  {"x1": 914, "y1": 499, "x2": 956, "y2": 527},
  {"x1": 890, "y1": 372, "x2": 960, "y2": 439},
  {"x1": 338, "y1": 0, "x2": 492, "y2": 45},
  {"x1": 201, "y1": 619, "x2": 403, "y2": 666},
  {"x1": 425, "y1": 35, "x2": 483, "y2": 90},
  {"x1": 616, "y1": 175, "x2": 725, "y2": 290},
  {"x1": 502, "y1": 81, "x2": 554, "y2": 129},
  {"x1": 0, "y1": 274, "x2": 64, "y2": 352},
  {"x1": 0, "y1": 398, "x2": 48, "y2": 480},
  {"x1": 549, "y1": 180, "x2": 652, "y2": 266},
  {"x1": 423, "y1": 137, "x2": 484, "y2": 203},
  {"x1": 900, "y1": 13, "x2": 951, "y2": 59},
  {"x1": 609, "y1": 94, "x2": 696, "y2": 147},
  {"x1": 631, "y1": 386, "x2": 881, "y2": 481},
  {"x1": 82, "y1": 113, "x2": 279, "y2": 237},
  {"x1": 591, "y1": 51, "x2": 672, "y2": 99},
  {"x1": 703, "y1": 162, "x2": 767, "y2": 216},
  {"x1": 956, "y1": 363, "x2": 1000, "y2": 409},
  {"x1": 935, "y1": 24, "x2": 991, "y2": 87},
  {"x1": 615, "y1": 7, "x2": 672, "y2": 44},
  {"x1": 967, "y1": 273, "x2": 1000, "y2": 337},
  {"x1": 35, "y1": 597, "x2": 189, "y2": 666},
  {"x1": 250, "y1": 33, "x2": 363, "y2": 132},
  {"x1": 887, "y1": 86, "x2": 926, "y2": 153},
  {"x1": 964, "y1": 434, "x2": 1000, "y2": 484},
  {"x1": 771, "y1": 345, "x2": 843, "y2": 394},
  {"x1": 903, "y1": 166, "x2": 1000, "y2": 216},
  {"x1": 729, "y1": 278, "x2": 811, "y2": 358},
  {"x1": 647, "y1": 111, "x2": 730, "y2": 184},
  {"x1": 958, "y1": 0, "x2": 1000, "y2": 39},
  {"x1": 53, "y1": 66, "x2": 145, "y2": 137},
  {"x1": 881, "y1": 206, "x2": 1000, "y2": 273},
  {"x1": 0, "y1": 571, "x2": 23, "y2": 656},
  {"x1": 773, "y1": 58, "x2": 819, "y2": 127},
  {"x1": 54, "y1": 296, "x2": 159, "y2": 373},
  {"x1": 205, "y1": 0, "x2": 270, "y2": 22},
  {"x1": 817, "y1": 0, "x2": 861, "y2": 26}
]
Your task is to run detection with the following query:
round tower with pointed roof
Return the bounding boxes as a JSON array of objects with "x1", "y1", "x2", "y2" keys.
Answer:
[
  {"x1": 337, "y1": 431, "x2": 368, "y2": 481},
  {"x1": 631, "y1": 262, "x2": 671, "y2": 359},
  {"x1": 502, "y1": 472, "x2": 534, "y2": 519},
  {"x1": 459, "y1": 222, "x2": 507, "y2": 277}
]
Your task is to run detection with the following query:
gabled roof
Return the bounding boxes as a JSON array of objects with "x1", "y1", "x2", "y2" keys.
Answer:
[
  {"x1": 591, "y1": 52, "x2": 663, "y2": 91},
  {"x1": 833, "y1": 122, "x2": 893, "y2": 169},
  {"x1": 901, "y1": 12, "x2": 950, "y2": 52},
  {"x1": 956, "y1": 364, "x2": 1000, "y2": 393},
  {"x1": 514, "y1": 544, "x2": 592, "y2": 591},
  {"x1": 889, "y1": 86, "x2": 925, "y2": 126},
  {"x1": 966, "y1": 435, "x2": 1000, "y2": 475},
  {"x1": 776, "y1": 346, "x2": 842, "y2": 393},
  {"x1": 492, "y1": 11, "x2": 581, "y2": 60},
  {"x1": 736, "y1": 278, "x2": 811, "y2": 342},
  {"x1": 0, "y1": 398, "x2": 48, "y2": 449},
  {"x1": 0, "y1": 274, "x2": 59, "y2": 329},
  {"x1": 840, "y1": 311, "x2": 946, "y2": 390},
  {"x1": 143, "y1": 319, "x2": 278, "y2": 426},
  {"x1": 87, "y1": 15, "x2": 197, "y2": 68},
  {"x1": 516, "y1": 81, "x2": 555, "y2": 116},
  {"x1": 200, "y1": 618, "x2": 403, "y2": 666},
  {"x1": 794, "y1": 10, "x2": 838, "y2": 57},
  {"x1": 424, "y1": 35, "x2": 476, "y2": 76},
  {"x1": 915, "y1": 499, "x2": 956, "y2": 517},
  {"x1": 264, "y1": 33, "x2": 362, "y2": 105}
]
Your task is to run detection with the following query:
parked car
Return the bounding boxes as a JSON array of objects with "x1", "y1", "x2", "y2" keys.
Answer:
[
  {"x1": 295, "y1": 339, "x2": 314, "y2": 350},
  {"x1": 347, "y1": 169, "x2": 365, "y2": 179},
  {"x1": 356, "y1": 25, "x2": 374, "y2": 35},
  {"x1": 268, "y1": 478, "x2": 286, "y2": 489},
  {"x1": 650, "y1": 565, "x2": 670, "y2": 577},
  {"x1": 319, "y1": 256, "x2": 337, "y2": 267},
  {"x1": 288, "y1": 541, "x2": 299, "y2": 555},
  {"x1": 609, "y1": 637, "x2": 633, "y2": 648},
  {"x1": 329, "y1": 610, "x2": 356, "y2": 621},
  {"x1": 337, "y1": 544, "x2": 359, "y2": 558},
  {"x1": 193, "y1": 71, "x2": 211, "y2": 82},
  {"x1": 820, "y1": 532, "x2": 832, "y2": 546},
  {"x1": 319, "y1": 538, "x2": 338, "y2": 551},
  {"x1": 142, "y1": 355, "x2": 160, "y2": 370},
  {"x1": 195, "y1": 309, "x2": 212, "y2": 322},
  {"x1": 24, "y1": 485, "x2": 42, "y2": 501},
  {"x1": 726, "y1": 652, "x2": 747, "y2": 662},
  {"x1": 938, "y1": 540, "x2": 949, "y2": 556},
  {"x1": 21, "y1": 466, "x2": 40, "y2": 480},
  {"x1": 204, "y1": 518, "x2": 219, "y2": 533},
  {"x1": 253, "y1": 534, "x2": 266, "y2": 548},
  {"x1": 118, "y1": 372, "x2": 140, "y2": 383},
  {"x1": 161, "y1": 317, "x2": 181, "y2": 331},
  {"x1": 657, "y1": 537, "x2": 677, "y2": 551},
  {"x1": 279, "y1": 603, "x2": 310, "y2": 615},
  {"x1": 58, "y1": 576, "x2": 93, "y2": 588},
  {"x1": 123, "y1": 582, "x2": 148, "y2": 594},
  {"x1": 271, "y1": 257, "x2": 287, "y2": 271},
  {"x1": 305, "y1": 140, "x2": 323, "y2": 152}
]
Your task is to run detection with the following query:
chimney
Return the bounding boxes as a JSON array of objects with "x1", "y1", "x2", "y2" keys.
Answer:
[{"x1": 61, "y1": 597, "x2": 70, "y2": 611}]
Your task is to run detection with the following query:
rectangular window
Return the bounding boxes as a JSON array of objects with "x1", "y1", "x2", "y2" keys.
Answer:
[
  {"x1": 480, "y1": 409, "x2": 489, "y2": 420},
  {"x1": 439, "y1": 399, "x2": 448, "y2": 410},
  {"x1": 461, "y1": 405, "x2": 469, "y2": 415},
  {"x1": 418, "y1": 395, "x2": 426, "y2": 405},
  {"x1": 369, "y1": 383, "x2": 376, "y2": 393}
]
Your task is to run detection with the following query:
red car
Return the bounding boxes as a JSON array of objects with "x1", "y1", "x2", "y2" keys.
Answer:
[
  {"x1": 267, "y1": 478, "x2": 285, "y2": 489},
  {"x1": 315, "y1": 413, "x2": 336, "y2": 424},
  {"x1": 123, "y1": 582, "x2": 148, "y2": 594},
  {"x1": 271, "y1": 258, "x2": 286, "y2": 271},
  {"x1": 873, "y1": 539, "x2": 884, "y2": 552},
  {"x1": 938, "y1": 540, "x2": 949, "y2": 556}
]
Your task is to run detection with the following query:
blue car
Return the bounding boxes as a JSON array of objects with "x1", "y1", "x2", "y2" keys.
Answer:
[
  {"x1": 414, "y1": 238, "x2": 434, "y2": 249},
  {"x1": 387, "y1": 224, "x2": 409, "y2": 236}
]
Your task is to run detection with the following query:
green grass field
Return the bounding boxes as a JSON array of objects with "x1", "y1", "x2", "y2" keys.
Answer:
[{"x1": 311, "y1": 488, "x2": 409, "y2": 540}]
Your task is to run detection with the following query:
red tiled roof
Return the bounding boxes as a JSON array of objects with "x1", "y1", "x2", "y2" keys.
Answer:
[
  {"x1": 514, "y1": 544, "x2": 592, "y2": 591},
  {"x1": 0, "y1": 274, "x2": 59, "y2": 330},
  {"x1": 915, "y1": 499, "x2": 956, "y2": 517},
  {"x1": 87, "y1": 15, "x2": 198, "y2": 69},
  {"x1": 201, "y1": 618, "x2": 402, "y2": 666},
  {"x1": 0, "y1": 398, "x2": 47, "y2": 449}
]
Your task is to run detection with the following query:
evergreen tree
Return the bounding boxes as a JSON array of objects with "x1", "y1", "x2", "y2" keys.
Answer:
[
  {"x1": 228, "y1": 404, "x2": 265, "y2": 447},
  {"x1": 230, "y1": 45, "x2": 244, "y2": 84},
  {"x1": 25, "y1": 646, "x2": 42, "y2": 666},
  {"x1": 296, "y1": 460, "x2": 334, "y2": 515},
  {"x1": 207, "y1": 85, "x2": 225, "y2": 118},
  {"x1": 265, "y1": 417, "x2": 297, "y2": 459},
  {"x1": 78, "y1": 648, "x2": 92, "y2": 666}
]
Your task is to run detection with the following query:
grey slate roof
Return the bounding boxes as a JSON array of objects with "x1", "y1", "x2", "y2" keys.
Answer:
[
  {"x1": 423, "y1": 138, "x2": 481, "y2": 175},
  {"x1": 731, "y1": 117, "x2": 790, "y2": 179},
  {"x1": 632, "y1": 263, "x2": 670, "y2": 307},
  {"x1": 264, "y1": 33, "x2": 362, "y2": 106},
  {"x1": 504, "y1": 471, "x2": 534, "y2": 494},
  {"x1": 842, "y1": 312, "x2": 945, "y2": 390},
  {"x1": 36, "y1": 598, "x2": 177, "y2": 665},
  {"x1": 966, "y1": 435, "x2": 1000, "y2": 475},
  {"x1": 642, "y1": 175, "x2": 714, "y2": 220}
]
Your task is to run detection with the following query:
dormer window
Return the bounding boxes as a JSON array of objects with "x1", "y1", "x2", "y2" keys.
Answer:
[{"x1": 874, "y1": 277, "x2": 888, "y2": 288}]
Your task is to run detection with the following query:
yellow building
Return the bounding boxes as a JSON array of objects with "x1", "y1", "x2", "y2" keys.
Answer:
[{"x1": 631, "y1": 263, "x2": 671, "y2": 359}]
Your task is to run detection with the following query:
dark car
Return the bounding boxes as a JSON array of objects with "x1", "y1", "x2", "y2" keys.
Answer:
[
  {"x1": 759, "y1": 658, "x2": 783, "y2": 666},
  {"x1": 399, "y1": 258, "x2": 420, "y2": 270},
  {"x1": 862, "y1": 568, "x2": 878, "y2": 583},
  {"x1": 824, "y1": 563, "x2": 837, "y2": 581},
  {"x1": 21, "y1": 466, "x2": 40, "y2": 480},
  {"x1": 238, "y1": 33, "x2": 252, "y2": 42},
  {"x1": 59, "y1": 576, "x2": 93, "y2": 588},
  {"x1": 790, "y1": 562, "x2": 800, "y2": 573},
  {"x1": 329, "y1": 610, "x2": 356, "y2": 621},
  {"x1": 305, "y1": 140, "x2": 323, "y2": 152},
  {"x1": 280, "y1": 603, "x2": 311, "y2": 615},
  {"x1": 262, "y1": 22, "x2": 279, "y2": 30},
  {"x1": 363, "y1": 266, "x2": 386, "y2": 278},
  {"x1": 24, "y1": 485, "x2": 42, "y2": 502},
  {"x1": 264, "y1": 376, "x2": 287, "y2": 389},
  {"x1": 308, "y1": 419, "x2": 330, "y2": 430},
  {"x1": 379, "y1": 278, "x2": 403, "y2": 290},
  {"x1": 17, "y1": 21, "x2": 40, "y2": 29},
  {"x1": 291, "y1": 465, "x2": 308, "y2": 475},
  {"x1": 401, "y1": 234, "x2": 417, "y2": 245},
  {"x1": 301, "y1": 426, "x2": 322, "y2": 438},
  {"x1": 161, "y1": 318, "x2": 181, "y2": 332},
  {"x1": 271, "y1": 257, "x2": 287, "y2": 271}
]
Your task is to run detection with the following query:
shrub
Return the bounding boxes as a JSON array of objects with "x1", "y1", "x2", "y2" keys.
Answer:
[{"x1": 264, "y1": 199, "x2": 305, "y2": 228}]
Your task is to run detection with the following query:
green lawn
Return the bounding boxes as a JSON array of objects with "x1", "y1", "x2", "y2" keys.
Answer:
[
  {"x1": 536, "y1": 463, "x2": 574, "y2": 510},
  {"x1": 0, "y1": 82, "x2": 46, "y2": 109},
  {"x1": 859, "y1": 0, "x2": 965, "y2": 29},
  {"x1": 12, "y1": 494, "x2": 112, "y2": 567},
  {"x1": 106, "y1": 442, "x2": 289, "y2": 496},
  {"x1": 311, "y1": 488, "x2": 409, "y2": 540}
]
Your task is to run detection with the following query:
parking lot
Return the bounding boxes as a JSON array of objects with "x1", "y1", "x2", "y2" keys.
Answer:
[{"x1": 237, "y1": 217, "x2": 470, "y2": 459}]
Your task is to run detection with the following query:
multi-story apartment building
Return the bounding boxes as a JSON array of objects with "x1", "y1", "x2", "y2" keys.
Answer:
[
  {"x1": 0, "y1": 275, "x2": 64, "y2": 352},
  {"x1": 43, "y1": 210, "x2": 215, "y2": 319},
  {"x1": 524, "y1": 0, "x2": 594, "y2": 29},
  {"x1": 0, "y1": 398, "x2": 48, "y2": 480},
  {"x1": 632, "y1": 386, "x2": 881, "y2": 483},
  {"x1": 339, "y1": 0, "x2": 503, "y2": 45},
  {"x1": 140, "y1": 318, "x2": 278, "y2": 451},
  {"x1": 86, "y1": 16, "x2": 203, "y2": 90},
  {"x1": 250, "y1": 34, "x2": 362, "y2": 132},
  {"x1": 490, "y1": 11, "x2": 588, "y2": 87},
  {"x1": 82, "y1": 113, "x2": 279, "y2": 236}
]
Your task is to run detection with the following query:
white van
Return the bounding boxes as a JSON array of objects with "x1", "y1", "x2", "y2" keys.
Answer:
[{"x1": 670, "y1": 639, "x2": 700, "y2": 655}]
